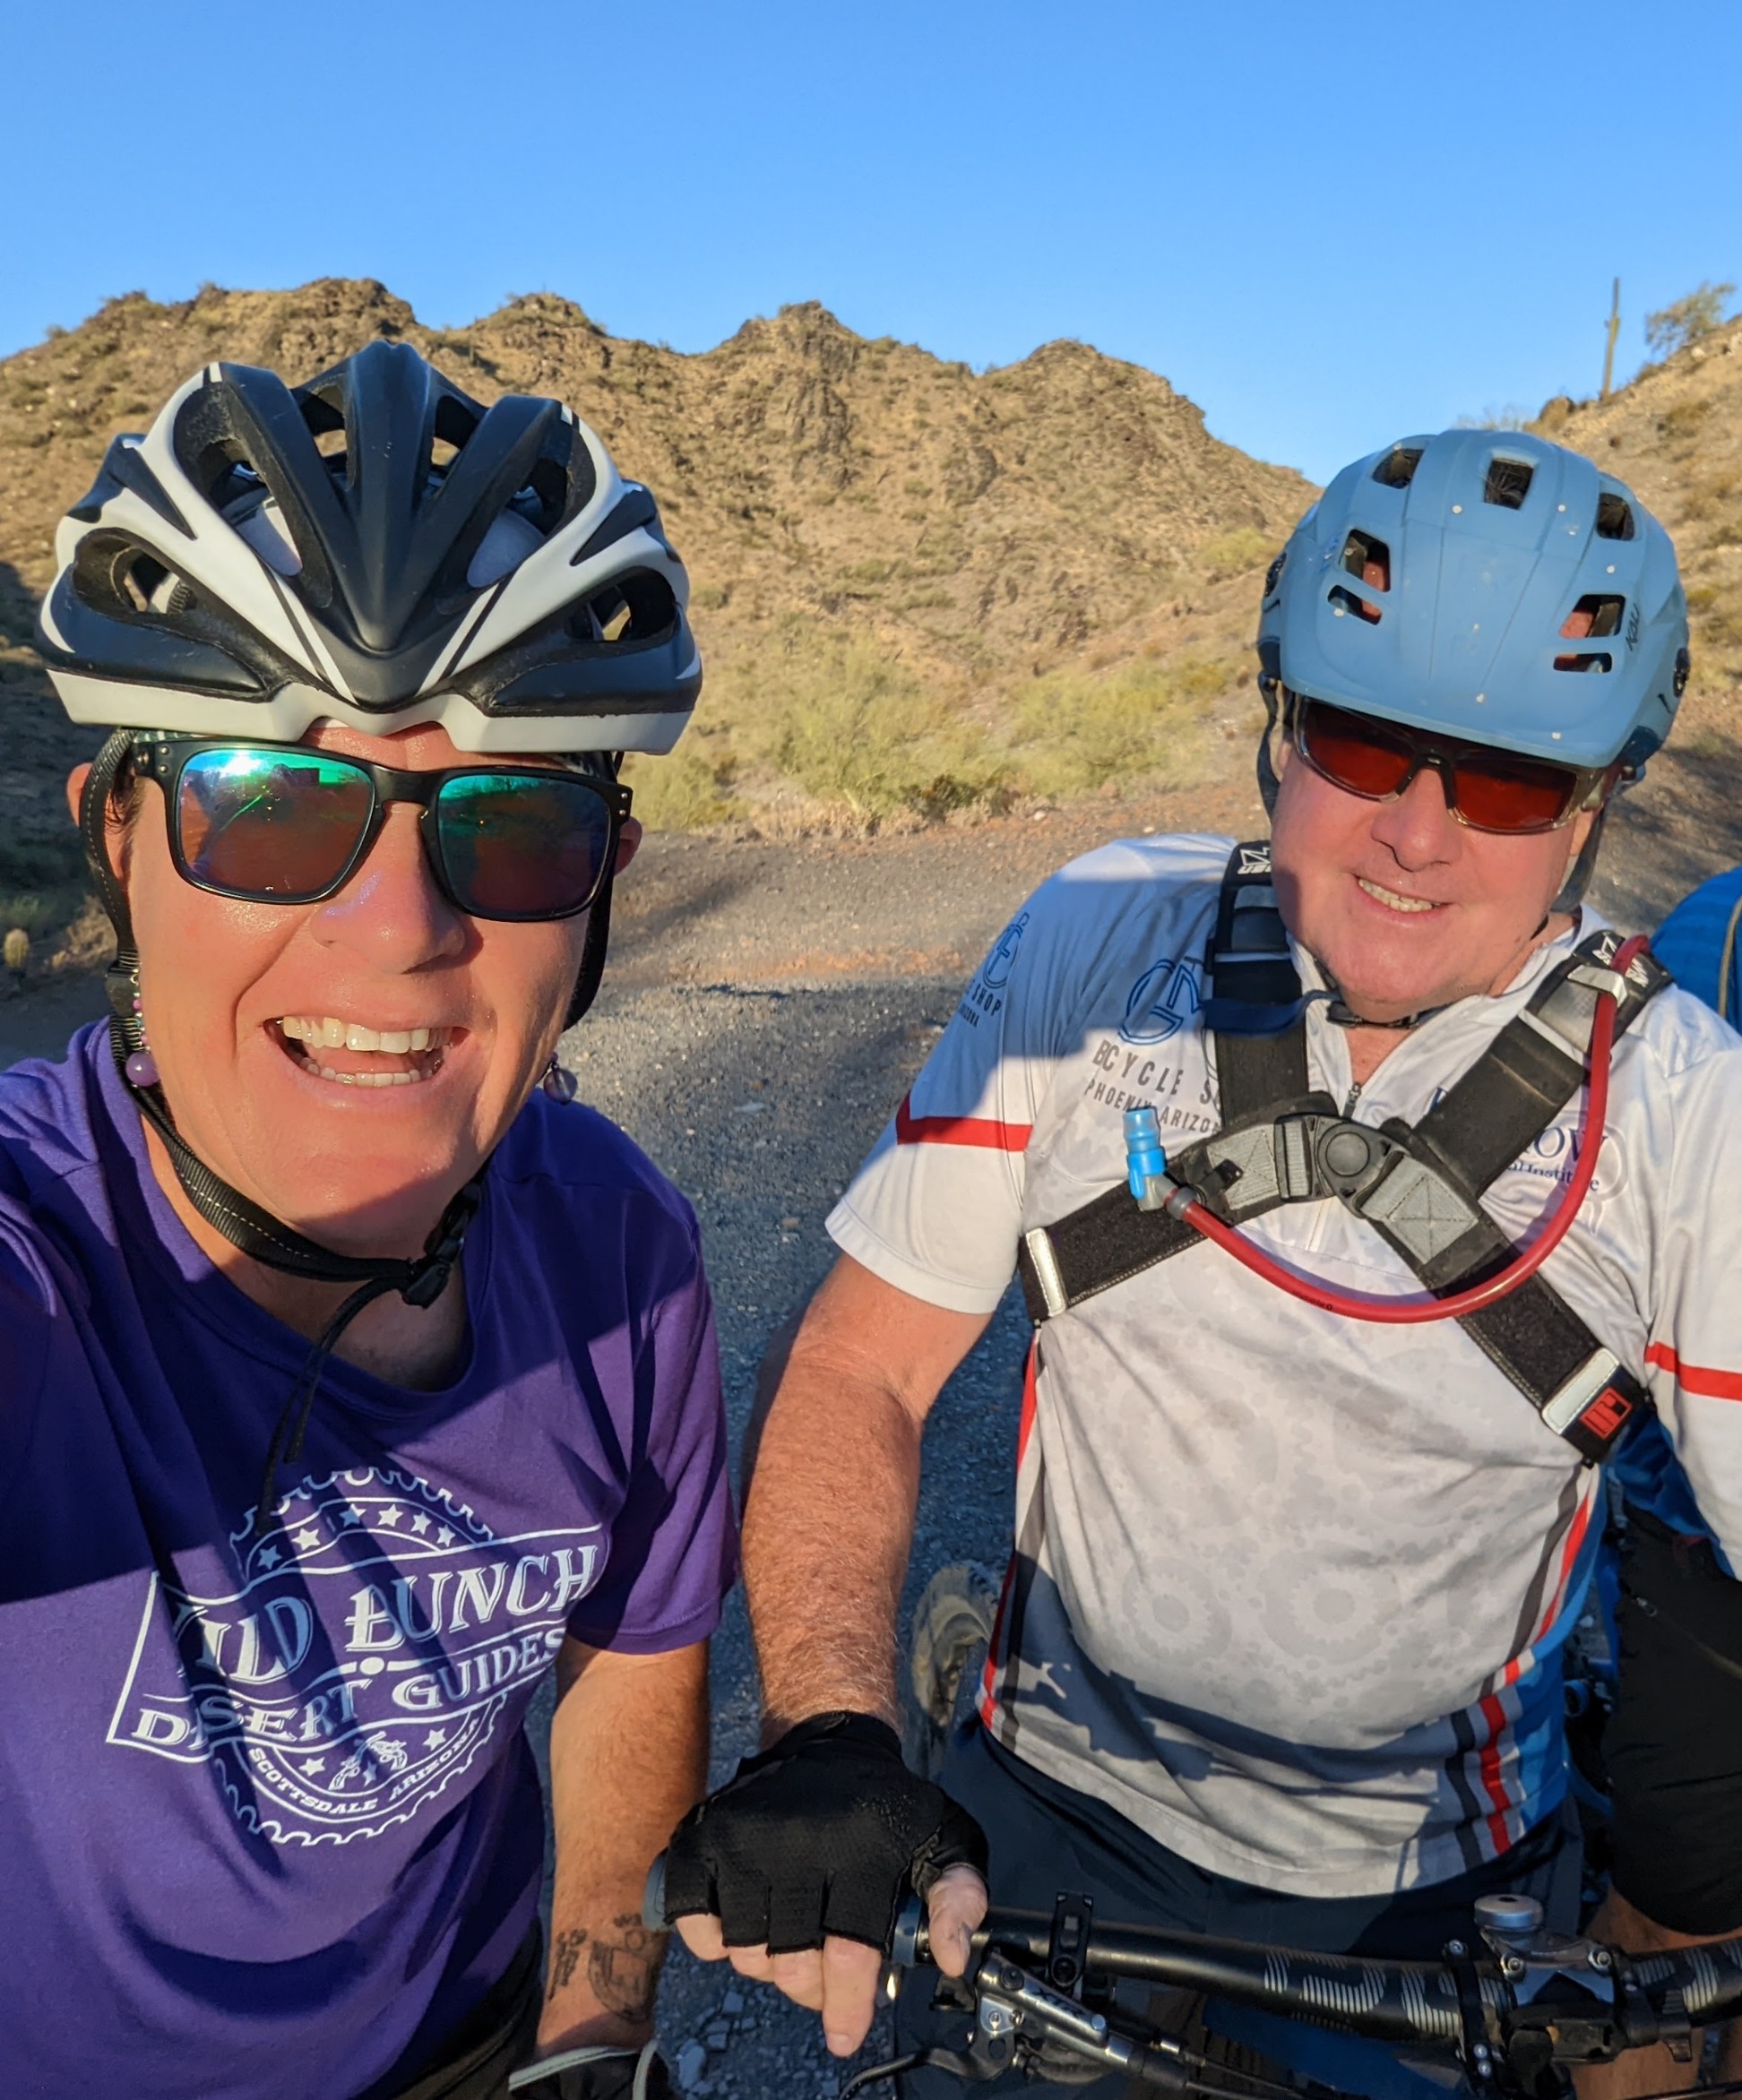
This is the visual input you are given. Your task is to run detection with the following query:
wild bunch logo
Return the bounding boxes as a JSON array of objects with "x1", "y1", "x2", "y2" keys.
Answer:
[{"x1": 106, "y1": 1467, "x2": 602, "y2": 1846}]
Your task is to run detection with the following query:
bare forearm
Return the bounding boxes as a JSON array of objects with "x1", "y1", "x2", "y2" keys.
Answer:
[
  {"x1": 744, "y1": 1353, "x2": 924, "y2": 1734},
  {"x1": 539, "y1": 1640, "x2": 710, "y2": 2053},
  {"x1": 743, "y1": 1256, "x2": 987, "y2": 1741},
  {"x1": 1575, "y1": 1890, "x2": 1742, "y2": 2099}
]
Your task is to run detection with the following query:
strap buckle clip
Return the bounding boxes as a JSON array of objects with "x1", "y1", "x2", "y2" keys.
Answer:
[{"x1": 1565, "y1": 962, "x2": 1630, "y2": 1005}]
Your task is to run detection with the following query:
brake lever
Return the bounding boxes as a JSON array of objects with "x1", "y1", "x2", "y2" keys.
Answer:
[{"x1": 970, "y1": 1948, "x2": 1194, "y2": 2090}]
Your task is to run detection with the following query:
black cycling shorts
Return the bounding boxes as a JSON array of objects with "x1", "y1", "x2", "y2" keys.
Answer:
[{"x1": 1608, "y1": 1510, "x2": 1742, "y2": 1934}]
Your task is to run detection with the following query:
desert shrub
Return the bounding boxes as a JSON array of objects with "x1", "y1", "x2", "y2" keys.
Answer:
[
  {"x1": 1008, "y1": 654, "x2": 1230, "y2": 799},
  {"x1": 1660, "y1": 398, "x2": 1713, "y2": 443},
  {"x1": 622, "y1": 745, "x2": 742, "y2": 831},
  {"x1": 1199, "y1": 527, "x2": 1275, "y2": 583},
  {"x1": 1455, "y1": 406, "x2": 1533, "y2": 431},
  {"x1": 735, "y1": 624, "x2": 1005, "y2": 821},
  {"x1": 1645, "y1": 282, "x2": 1737, "y2": 359}
]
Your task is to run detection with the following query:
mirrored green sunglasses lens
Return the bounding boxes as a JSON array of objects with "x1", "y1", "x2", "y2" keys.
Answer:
[
  {"x1": 434, "y1": 771, "x2": 613, "y2": 917},
  {"x1": 177, "y1": 748, "x2": 374, "y2": 898}
]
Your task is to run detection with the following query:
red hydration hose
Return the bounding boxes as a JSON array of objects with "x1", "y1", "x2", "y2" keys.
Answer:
[{"x1": 1177, "y1": 935, "x2": 1648, "y2": 1325}]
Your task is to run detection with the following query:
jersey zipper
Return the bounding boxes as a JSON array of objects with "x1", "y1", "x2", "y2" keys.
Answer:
[{"x1": 1342, "y1": 1080, "x2": 1363, "y2": 1118}]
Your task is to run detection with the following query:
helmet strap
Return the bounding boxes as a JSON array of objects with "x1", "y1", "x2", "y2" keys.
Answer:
[
  {"x1": 1550, "y1": 803, "x2": 1610, "y2": 915},
  {"x1": 565, "y1": 863, "x2": 616, "y2": 1026},
  {"x1": 1255, "y1": 675, "x2": 1285, "y2": 816}
]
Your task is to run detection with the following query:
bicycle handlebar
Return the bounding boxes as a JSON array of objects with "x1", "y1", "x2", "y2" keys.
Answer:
[
  {"x1": 643, "y1": 1853, "x2": 1742, "y2": 2095},
  {"x1": 894, "y1": 1900, "x2": 1742, "y2": 2071}
]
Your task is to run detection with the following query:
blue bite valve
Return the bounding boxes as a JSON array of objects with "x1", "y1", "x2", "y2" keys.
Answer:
[{"x1": 1125, "y1": 1106, "x2": 1169, "y2": 1208}]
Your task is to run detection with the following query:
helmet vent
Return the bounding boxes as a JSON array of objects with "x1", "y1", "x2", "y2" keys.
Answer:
[
  {"x1": 107, "y1": 546, "x2": 194, "y2": 619},
  {"x1": 1595, "y1": 492, "x2": 1636, "y2": 540},
  {"x1": 1553, "y1": 652, "x2": 1613, "y2": 674},
  {"x1": 116, "y1": 551, "x2": 165, "y2": 615},
  {"x1": 1483, "y1": 457, "x2": 1535, "y2": 510},
  {"x1": 1372, "y1": 446, "x2": 1423, "y2": 489},
  {"x1": 1329, "y1": 587, "x2": 1381, "y2": 624},
  {"x1": 1332, "y1": 531, "x2": 1389, "y2": 622},
  {"x1": 572, "y1": 570, "x2": 677, "y2": 646},
  {"x1": 1565, "y1": 593, "x2": 1626, "y2": 640},
  {"x1": 1340, "y1": 531, "x2": 1390, "y2": 584}
]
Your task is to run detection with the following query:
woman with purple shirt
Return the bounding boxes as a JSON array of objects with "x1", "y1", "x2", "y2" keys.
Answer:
[{"x1": 0, "y1": 345, "x2": 735, "y2": 2099}]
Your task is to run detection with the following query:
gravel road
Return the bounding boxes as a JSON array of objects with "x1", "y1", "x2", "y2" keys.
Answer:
[{"x1": 4, "y1": 748, "x2": 1740, "y2": 2098}]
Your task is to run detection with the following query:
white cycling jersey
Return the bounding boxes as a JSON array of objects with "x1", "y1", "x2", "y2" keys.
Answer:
[{"x1": 829, "y1": 832, "x2": 1742, "y2": 1897}]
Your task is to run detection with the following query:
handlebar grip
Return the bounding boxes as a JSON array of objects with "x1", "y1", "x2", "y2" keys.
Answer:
[{"x1": 642, "y1": 1853, "x2": 668, "y2": 1932}]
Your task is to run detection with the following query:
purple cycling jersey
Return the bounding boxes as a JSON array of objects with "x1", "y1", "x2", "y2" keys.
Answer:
[{"x1": 0, "y1": 1024, "x2": 736, "y2": 2099}]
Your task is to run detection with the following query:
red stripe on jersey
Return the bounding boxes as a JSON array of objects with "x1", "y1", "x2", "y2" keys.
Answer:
[
  {"x1": 1645, "y1": 1342, "x2": 1742, "y2": 1402},
  {"x1": 979, "y1": 1557, "x2": 1018, "y2": 1724},
  {"x1": 895, "y1": 1092, "x2": 1032, "y2": 1151},
  {"x1": 1534, "y1": 1485, "x2": 1598, "y2": 1644},
  {"x1": 1477, "y1": 1692, "x2": 1514, "y2": 1856},
  {"x1": 1017, "y1": 1339, "x2": 1039, "y2": 1467},
  {"x1": 980, "y1": 1345, "x2": 1040, "y2": 1728}
]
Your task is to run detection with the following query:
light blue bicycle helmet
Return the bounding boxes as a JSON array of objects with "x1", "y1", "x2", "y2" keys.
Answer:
[{"x1": 1255, "y1": 428, "x2": 1690, "y2": 806}]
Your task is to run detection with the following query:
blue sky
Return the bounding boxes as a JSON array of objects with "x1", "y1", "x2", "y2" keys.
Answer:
[{"x1": 4, "y1": 0, "x2": 1737, "y2": 484}]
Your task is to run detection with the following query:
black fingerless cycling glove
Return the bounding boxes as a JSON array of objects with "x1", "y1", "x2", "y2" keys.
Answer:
[{"x1": 662, "y1": 1710, "x2": 987, "y2": 1953}]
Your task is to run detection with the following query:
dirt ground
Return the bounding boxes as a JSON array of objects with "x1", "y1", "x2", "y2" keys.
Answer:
[{"x1": 5, "y1": 753, "x2": 1742, "y2": 2096}]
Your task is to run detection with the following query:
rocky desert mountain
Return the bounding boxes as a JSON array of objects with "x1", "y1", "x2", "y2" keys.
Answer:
[
  {"x1": 1, "y1": 279, "x2": 1738, "y2": 966},
  {"x1": 0, "y1": 277, "x2": 1310, "y2": 885}
]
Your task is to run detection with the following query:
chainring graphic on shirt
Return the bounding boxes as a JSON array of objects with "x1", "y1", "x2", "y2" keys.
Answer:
[{"x1": 105, "y1": 1467, "x2": 603, "y2": 1846}]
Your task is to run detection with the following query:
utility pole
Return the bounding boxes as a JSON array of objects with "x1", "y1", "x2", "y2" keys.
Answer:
[{"x1": 1600, "y1": 278, "x2": 1621, "y2": 401}]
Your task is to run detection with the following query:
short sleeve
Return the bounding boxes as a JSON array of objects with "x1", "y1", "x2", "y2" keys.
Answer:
[
  {"x1": 826, "y1": 850, "x2": 1128, "y2": 1314},
  {"x1": 1642, "y1": 1043, "x2": 1742, "y2": 1564},
  {"x1": 564, "y1": 1215, "x2": 737, "y2": 1653}
]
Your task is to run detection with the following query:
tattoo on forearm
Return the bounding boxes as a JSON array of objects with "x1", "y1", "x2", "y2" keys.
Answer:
[
  {"x1": 586, "y1": 1913, "x2": 662, "y2": 2022},
  {"x1": 548, "y1": 1927, "x2": 588, "y2": 1999}
]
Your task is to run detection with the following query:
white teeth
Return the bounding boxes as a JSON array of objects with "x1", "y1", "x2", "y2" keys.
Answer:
[
  {"x1": 305, "y1": 1058, "x2": 438, "y2": 1088},
  {"x1": 278, "y1": 1017, "x2": 449, "y2": 1052},
  {"x1": 1358, "y1": 879, "x2": 1436, "y2": 915}
]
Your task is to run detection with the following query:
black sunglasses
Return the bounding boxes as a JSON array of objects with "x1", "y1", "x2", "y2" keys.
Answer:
[{"x1": 134, "y1": 739, "x2": 631, "y2": 922}]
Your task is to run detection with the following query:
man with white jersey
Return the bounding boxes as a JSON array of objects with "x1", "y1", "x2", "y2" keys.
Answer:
[{"x1": 664, "y1": 429, "x2": 1742, "y2": 2097}]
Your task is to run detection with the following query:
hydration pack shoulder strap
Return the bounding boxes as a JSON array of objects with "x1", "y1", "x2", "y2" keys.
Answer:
[{"x1": 1016, "y1": 842, "x2": 1672, "y2": 1462}]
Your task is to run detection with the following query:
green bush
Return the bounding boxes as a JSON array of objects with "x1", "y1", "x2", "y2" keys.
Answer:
[
  {"x1": 1198, "y1": 527, "x2": 1275, "y2": 583},
  {"x1": 743, "y1": 624, "x2": 1005, "y2": 821},
  {"x1": 1008, "y1": 655, "x2": 1230, "y2": 799},
  {"x1": 1645, "y1": 281, "x2": 1737, "y2": 359},
  {"x1": 622, "y1": 745, "x2": 743, "y2": 831}
]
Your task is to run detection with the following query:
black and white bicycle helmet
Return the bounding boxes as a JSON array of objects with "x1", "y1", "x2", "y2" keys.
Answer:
[
  {"x1": 36, "y1": 339, "x2": 700, "y2": 752},
  {"x1": 32, "y1": 346, "x2": 704, "y2": 1465}
]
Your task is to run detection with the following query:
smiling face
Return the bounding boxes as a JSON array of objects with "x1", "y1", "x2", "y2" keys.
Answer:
[
  {"x1": 77, "y1": 722, "x2": 638, "y2": 1259},
  {"x1": 1268, "y1": 734, "x2": 1596, "y2": 1022}
]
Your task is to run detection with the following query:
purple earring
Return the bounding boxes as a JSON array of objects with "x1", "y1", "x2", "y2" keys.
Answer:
[
  {"x1": 540, "y1": 1055, "x2": 578, "y2": 1104},
  {"x1": 125, "y1": 994, "x2": 160, "y2": 1090}
]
